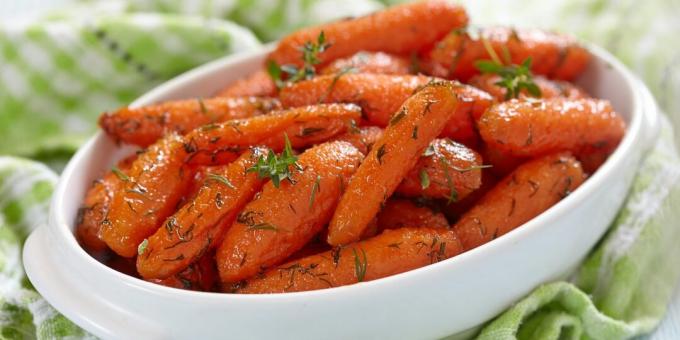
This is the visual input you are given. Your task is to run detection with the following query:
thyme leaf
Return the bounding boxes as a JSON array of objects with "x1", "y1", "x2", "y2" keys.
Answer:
[
  {"x1": 137, "y1": 238, "x2": 149, "y2": 256},
  {"x1": 246, "y1": 133, "x2": 300, "y2": 188},
  {"x1": 352, "y1": 247, "x2": 368, "y2": 282},
  {"x1": 309, "y1": 175, "x2": 321, "y2": 209},
  {"x1": 111, "y1": 166, "x2": 129, "y2": 182},
  {"x1": 419, "y1": 169, "x2": 430, "y2": 189},
  {"x1": 267, "y1": 31, "x2": 330, "y2": 89},
  {"x1": 474, "y1": 57, "x2": 542, "y2": 100},
  {"x1": 206, "y1": 173, "x2": 236, "y2": 189},
  {"x1": 247, "y1": 223, "x2": 279, "y2": 232}
]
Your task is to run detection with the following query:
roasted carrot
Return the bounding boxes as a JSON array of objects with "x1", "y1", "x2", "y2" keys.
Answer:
[
  {"x1": 397, "y1": 138, "x2": 483, "y2": 201},
  {"x1": 332, "y1": 126, "x2": 384, "y2": 155},
  {"x1": 101, "y1": 133, "x2": 192, "y2": 257},
  {"x1": 76, "y1": 155, "x2": 136, "y2": 254},
  {"x1": 279, "y1": 74, "x2": 493, "y2": 142},
  {"x1": 478, "y1": 98, "x2": 626, "y2": 157},
  {"x1": 453, "y1": 153, "x2": 584, "y2": 250},
  {"x1": 443, "y1": 170, "x2": 498, "y2": 222},
  {"x1": 216, "y1": 70, "x2": 277, "y2": 97},
  {"x1": 424, "y1": 27, "x2": 591, "y2": 81},
  {"x1": 184, "y1": 104, "x2": 362, "y2": 165},
  {"x1": 469, "y1": 74, "x2": 589, "y2": 102},
  {"x1": 268, "y1": 0, "x2": 467, "y2": 67},
  {"x1": 236, "y1": 228, "x2": 463, "y2": 293},
  {"x1": 99, "y1": 97, "x2": 281, "y2": 147},
  {"x1": 137, "y1": 148, "x2": 267, "y2": 279},
  {"x1": 148, "y1": 253, "x2": 217, "y2": 291},
  {"x1": 320, "y1": 52, "x2": 412, "y2": 75},
  {"x1": 479, "y1": 143, "x2": 525, "y2": 178},
  {"x1": 217, "y1": 141, "x2": 363, "y2": 283},
  {"x1": 327, "y1": 82, "x2": 459, "y2": 246},
  {"x1": 376, "y1": 199, "x2": 449, "y2": 231}
]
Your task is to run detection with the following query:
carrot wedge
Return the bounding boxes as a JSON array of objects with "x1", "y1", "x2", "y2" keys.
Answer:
[
  {"x1": 376, "y1": 199, "x2": 449, "y2": 231},
  {"x1": 327, "y1": 82, "x2": 459, "y2": 246},
  {"x1": 425, "y1": 27, "x2": 591, "y2": 81},
  {"x1": 137, "y1": 148, "x2": 267, "y2": 279},
  {"x1": 397, "y1": 138, "x2": 483, "y2": 201},
  {"x1": 216, "y1": 70, "x2": 277, "y2": 98},
  {"x1": 453, "y1": 153, "x2": 585, "y2": 250},
  {"x1": 236, "y1": 228, "x2": 463, "y2": 293},
  {"x1": 478, "y1": 98, "x2": 626, "y2": 158},
  {"x1": 268, "y1": 0, "x2": 467, "y2": 67},
  {"x1": 217, "y1": 141, "x2": 363, "y2": 283},
  {"x1": 184, "y1": 104, "x2": 361, "y2": 165},
  {"x1": 320, "y1": 52, "x2": 412, "y2": 75},
  {"x1": 99, "y1": 97, "x2": 281, "y2": 147}
]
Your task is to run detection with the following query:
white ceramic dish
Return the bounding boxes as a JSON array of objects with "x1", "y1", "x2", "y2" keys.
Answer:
[{"x1": 24, "y1": 44, "x2": 659, "y2": 340}]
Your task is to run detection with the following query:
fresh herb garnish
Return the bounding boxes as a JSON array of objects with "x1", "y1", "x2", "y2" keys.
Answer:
[
  {"x1": 388, "y1": 108, "x2": 407, "y2": 126},
  {"x1": 267, "y1": 31, "x2": 330, "y2": 88},
  {"x1": 419, "y1": 169, "x2": 430, "y2": 189},
  {"x1": 137, "y1": 238, "x2": 149, "y2": 256},
  {"x1": 207, "y1": 173, "x2": 236, "y2": 189},
  {"x1": 475, "y1": 57, "x2": 542, "y2": 100},
  {"x1": 197, "y1": 98, "x2": 208, "y2": 114},
  {"x1": 376, "y1": 144, "x2": 387, "y2": 164},
  {"x1": 247, "y1": 133, "x2": 301, "y2": 188},
  {"x1": 352, "y1": 247, "x2": 368, "y2": 282},
  {"x1": 438, "y1": 156, "x2": 458, "y2": 204},
  {"x1": 451, "y1": 164, "x2": 493, "y2": 173},
  {"x1": 308, "y1": 175, "x2": 321, "y2": 209},
  {"x1": 247, "y1": 223, "x2": 279, "y2": 232},
  {"x1": 111, "y1": 166, "x2": 129, "y2": 182}
]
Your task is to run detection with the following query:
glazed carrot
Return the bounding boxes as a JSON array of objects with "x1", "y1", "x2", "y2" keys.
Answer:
[
  {"x1": 469, "y1": 74, "x2": 589, "y2": 102},
  {"x1": 478, "y1": 98, "x2": 626, "y2": 157},
  {"x1": 216, "y1": 141, "x2": 363, "y2": 283},
  {"x1": 137, "y1": 148, "x2": 267, "y2": 279},
  {"x1": 443, "y1": 170, "x2": 498, "y2": 221},
  {"x1": 376, "y1": 199, "x2": 449, "y2": 231},
  {"x1": 320, "y1": 52, "x2": 412, "y2": 75},
  {"x1": 425, "y1": 27, "x2": 591, "y2": 81},
  {"x1": 453, "y1": 153, "x2": 585, "y2": 250},
  {"x1": 237, "y1": 228, "x2": 463, "y2": 293},
  {"x1": 148, "y1": 253, "x2": 217, "y2": 291},
  {"x1": 76, "y1": 155, "x2": 136, "y2": 254},
  {"x1": 397, "y1": 139, "x2": 483, "y2": 201},
  {"x1": 216, "y1": 70, "x2": 277, "y2": 97},
  {"x1": 279, "y1": 74, "x2": 493, "y2": 142},
  {"x1": 268, "y1": 0, "x2": 468, "y2": 67},
  {"x1": 332, "y1": 126, "x2": 384, "y2": 155},
  {"x1": 327, "y1": 82, "x2": 459, "y2": 246},
  {"x1": 99, "y1": 97, "x2": 281, "y2": 147},
  {"x1": 101, "y1": 133, "x2": 192, "y2": 257},
  {"x1": 479, "y1": 143, "x2": 525, "y2": 178},
  {"x1": 184, "y1": 104, "x2": 362, "y2": 165}
]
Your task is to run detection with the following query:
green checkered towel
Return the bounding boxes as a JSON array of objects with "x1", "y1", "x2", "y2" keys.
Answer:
[{"x1": 1, "y1": 0, "x2": 679, "y2": 339}]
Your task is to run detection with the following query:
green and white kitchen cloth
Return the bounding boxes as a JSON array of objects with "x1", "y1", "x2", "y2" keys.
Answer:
[{"x1": 1, "y1": 0, "x2": 679, "y2": 339}]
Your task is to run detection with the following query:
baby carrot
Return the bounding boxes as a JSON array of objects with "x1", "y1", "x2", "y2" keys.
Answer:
[
  {"x1": 469, "y1": 74, "x2": 589, "y2": 102},
  {"x1": 75, "y1": 155, "x2": 136, "y2": 254},
  {"x1": 99, "y1": 97, "x2": 281, "y2": 147},
  {"x1": 425, "y1": 27, "x2": 591, "y2": 81},
  {"x1": 478, "y1": 98, "x2": 626, "y2": 157},
  {"x1": 184, "y1": 104, "x2": 362, "y2": 165},
  {"x1": 216, "y1": 141, "x2": 363, "y2": 283},
  {"x1": 332, "y1": 126, "x2": 384, "y2": 155},
  {"x1": 279, "y1": 74, "x2": 493, "y2": 142},
  {"x1": 397, "y1": 139, "x2": 483, "y2": 201},
  {"x1": 376, "y1": 199, "x2": 449, "y2": 231},
  {"x1": 101, "y1": 133, "x2": 192, "y2": 257},
  {"x1": 320, "y1": 52, "x2": 412, "y2": 75},
  {"x1": 216, "y1": 70, "x2": 277, "y2": 97},
  {"x1": 452, "y1": 153, "x2": 585, "y2": 250},
  {"x1": 147, "y1": 253, "x2": 217, "y2": 291},
  {"x1": 236, "y1": 228, "x2": 463, "y2": 293},
  {"x1": 268, "y1": 0, "x2": 467, "y2": 67},
  {"x1": 137, "y1": 148, "x2": 267, "y2": 279},
  {"x1": 327, "y1": 82, "x2": 459, "y2": 246}
]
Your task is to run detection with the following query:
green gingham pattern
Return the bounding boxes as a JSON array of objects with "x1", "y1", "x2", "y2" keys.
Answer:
[{"x1": 0, "y1": 0, "x2": 679, "y2": 339}]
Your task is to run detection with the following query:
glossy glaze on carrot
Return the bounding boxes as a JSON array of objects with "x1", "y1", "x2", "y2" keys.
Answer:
[
  {"x1": 376, "y1": 199, "x2": 449, "y2": 231},
  {"x1": 320, "y1": 52, "x2": 412, "y2": 75},
  {"x1": 216, "y1": 70, "x2": 278, "y2": 97}
]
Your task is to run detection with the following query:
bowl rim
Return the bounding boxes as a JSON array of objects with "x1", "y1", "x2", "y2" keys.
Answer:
[{"x1": 46, "y1": 42, "x2": 648, "y2": 302}]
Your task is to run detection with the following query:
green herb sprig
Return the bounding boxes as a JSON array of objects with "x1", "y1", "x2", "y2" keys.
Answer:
[
  {"x1": 247, "y1": 134, "x2": 301, "y2": 188},
  {"x1": 475, "y1": 57, "x2": 542, "y2": 100},
  {"x1": 268, "y1": 31, "x2": 330, "y2": 89}
]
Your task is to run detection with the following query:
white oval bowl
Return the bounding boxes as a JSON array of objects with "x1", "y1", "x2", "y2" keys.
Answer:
[{"x1": 24, "y1": 44, "x2": 659, "y2": 340}]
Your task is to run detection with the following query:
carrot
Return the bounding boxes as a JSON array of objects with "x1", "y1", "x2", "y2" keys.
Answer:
[
  {"x1": 376, "y1": 199, "x2": 449, "y2": 231},
  {"x1": 147, "y1": 253, "x2": 217, "y2": 291},
  {"x1": 478, "y1": 98, "x2": 626, "y2": 157},
  {"x1": 236, "y1": 228, "x2": 463, "y2": 293},
  {"x1": 479, "y1": 143, "x2": 525, "y2": 178},
  {"x1": 216, "y1": 70, "x2": 277, "y2": 97},
  {"x1": 76, "y1": 155, "x2": 136, "y2": 254},
  {"x1": 442, "y1": 170, "x2": 498, "y2": 221},
  {"x1": 216, "y1": 141, "x2": 363, "y2": 283},
  {"x1": 397, "y1": 138, "x2": 483, "y2": 201},
  {"x1": 320, "y1": 52, "x2": 412, "y2": 75},
  {"x1": 327, "y1": 82, "x2": 459, "y2": 246},
  {"x1": 469, "y1": 74, "x2": 589, "y2": 102},
  {"x1": 268, "y1": 0, "x2": 468, "y2": 67},
  {"x1": 332, "y1": 126, "x2": 383, "y2": 155},
  {"x1": 184, "y1": 104, "x2": 362, "y2": 165},
  {"x1": 137, "y1": 148, "x2": 267, "y2": 279},
  {"x1": 101, "y1": 133, "x2": 192, "y2": 257},
  {"x1": 279, "y1": 74, "x2": 493, "y2": 142},
  {"x1": 99, "y1": 97, "x2": 281, "y2": 147},
  {"x1": 424, "y1": 27, "x2": 591, "y2": 81},
  {"x1": 452, "y1": 153, "x2": 585, "y2": 250}
]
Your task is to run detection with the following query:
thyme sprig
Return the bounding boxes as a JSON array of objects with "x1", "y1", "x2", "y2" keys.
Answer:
[
  {"x1": 353, "y1": 247, "x2": 368, "y2": 282},
  {"x1": 267, "y1": 31, "x2": 330, "y2": 89},
  {"x1": 246, "y1": 134, "x2": 301, "y2": 188},
  {"x1": 475, "y1": 57, "x2": 542, "y2": 100}
]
